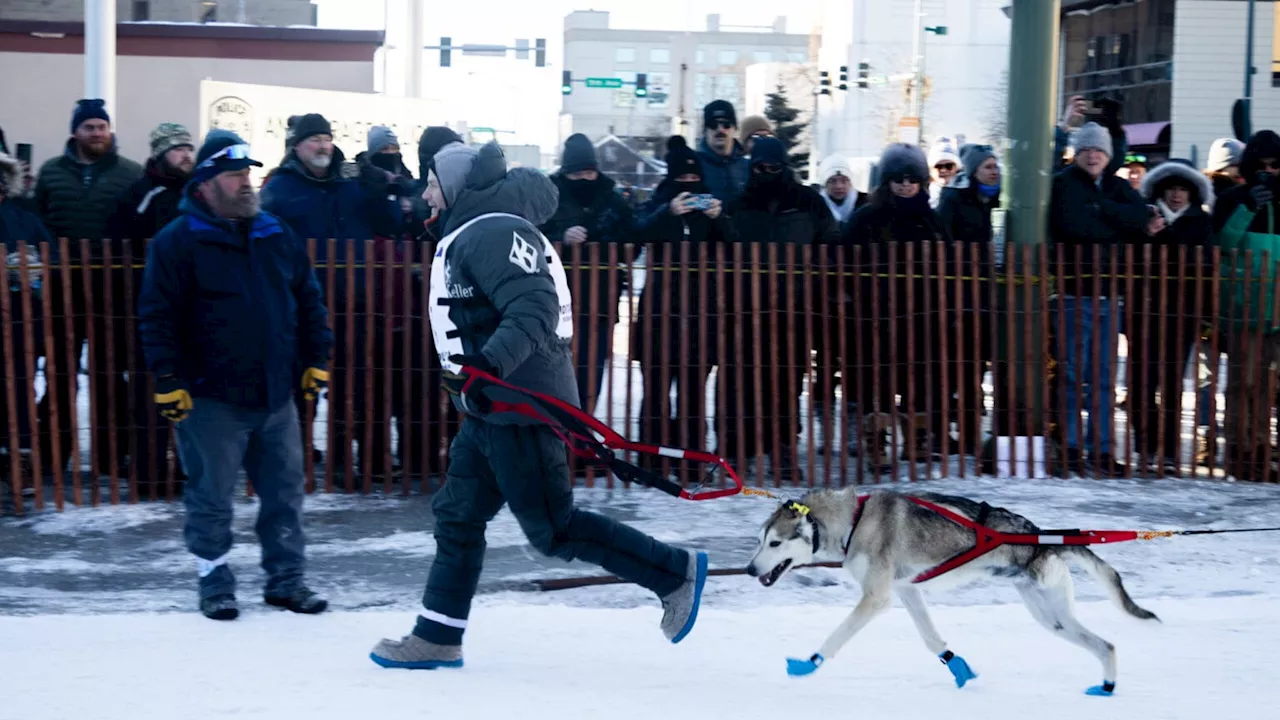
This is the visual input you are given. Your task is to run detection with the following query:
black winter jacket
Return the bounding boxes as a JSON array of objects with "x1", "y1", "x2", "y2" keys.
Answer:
[
  {"x1": 104, "y1": 156, "x2": 188, "y2": 265},
  {"x1": 34, "y1": 138, "x2": 143, "y2": 258},
  {"x1": 1048, "y1": 164, "x2": 1150, "y2": 297}
]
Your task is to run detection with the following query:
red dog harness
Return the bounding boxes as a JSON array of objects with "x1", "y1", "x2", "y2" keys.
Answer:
[{"x1": 843, "y1": 494, "x2": 1152, "y2": 584}]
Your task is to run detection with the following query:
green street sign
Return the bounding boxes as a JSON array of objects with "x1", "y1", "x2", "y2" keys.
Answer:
[{"x1": 585, "y1": 77, "x2": 624, "y2": 89}]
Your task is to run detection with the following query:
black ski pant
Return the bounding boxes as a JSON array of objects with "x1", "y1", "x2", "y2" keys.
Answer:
[{"x1": 413, "y1": 418, "x2": 690, "y2": 645}]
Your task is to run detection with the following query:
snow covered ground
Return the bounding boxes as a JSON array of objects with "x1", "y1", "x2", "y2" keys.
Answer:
[{"x1": 2, "y1": 476, "x2": 1279, "y2": 719}]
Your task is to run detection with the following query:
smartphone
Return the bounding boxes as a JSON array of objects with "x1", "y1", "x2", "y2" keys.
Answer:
[
  {"x1": 690, "y1": 193, "x2": 716, "y2": 210},
  {"x1": 15, "y1": 143, "x2": 31, "y2": 166}
]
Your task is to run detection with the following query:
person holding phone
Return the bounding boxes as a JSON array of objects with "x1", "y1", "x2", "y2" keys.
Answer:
[{"x1": 1212, "y1": 129, "x2": 1280, "y2": 481}]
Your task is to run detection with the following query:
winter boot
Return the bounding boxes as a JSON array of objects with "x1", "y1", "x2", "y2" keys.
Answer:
[
  {"x1": 369, "y1": 633, "x2": 464, "y2": 669},
  {"x1": 201, "y1": 594, "x2": 239, "y2": 621},
  {"x1": 265, "y1": 585, "x2": 328, "y2": 615},
  {"x1": 659, "y1": 550, "x2": 709, "y2": 644}
]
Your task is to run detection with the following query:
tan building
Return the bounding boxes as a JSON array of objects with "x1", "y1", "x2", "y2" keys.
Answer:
[
  {"x1": 0, "y1": 20, "x2": 381, "y2": 170},
  {"x1": 0, "y1": 0, "x2": 315, "y2": 25}
]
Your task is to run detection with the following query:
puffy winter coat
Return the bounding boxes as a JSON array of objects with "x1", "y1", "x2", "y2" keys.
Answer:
[
  {"x1": 34, "y1": 138, "x2": 142, "y2": 258},
  {"x1": 1048, "y1": 163, "x2": 1150, "y2": 297},
  {"x1": 696, "y1": 138, "x2": 749, "y2": 204},
  {"x1": 1214, "y1": 131, "x2": 1280, "y2": 332},
  {"x1": 137, "y1": 186, "x2": 332, "y2": 411}
]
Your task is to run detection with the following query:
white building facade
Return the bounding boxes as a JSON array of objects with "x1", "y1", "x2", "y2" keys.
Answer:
[{"x1": 559, "y1": 11, "x2": 812, "y2": 145}]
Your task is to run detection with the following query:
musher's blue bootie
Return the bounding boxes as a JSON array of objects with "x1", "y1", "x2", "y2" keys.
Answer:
[
  {"x1": 1086, "y1": 681, "x2": 1116, "y2": 696},
  {"x1": 939, "y1": 650, "x2": 977, "y2": 688},
  {"x1": 786, "y1": 653, "x2": 824, "y2": 677}
]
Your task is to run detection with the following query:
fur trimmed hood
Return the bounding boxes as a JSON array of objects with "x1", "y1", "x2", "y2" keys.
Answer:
[
  {"x1": 0, "y1": 152, "x2": 21, "y2": 194},
  {"x1": 1140, "y1": 159, "x2": 1214, "y2": 208}
]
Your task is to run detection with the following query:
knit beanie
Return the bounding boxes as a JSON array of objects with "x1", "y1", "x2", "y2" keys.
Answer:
[
  {"x1": 877, "y1": 143, "x2": 929, "y2": 184},
  {"x1": 71, "y1": 98, "x2": 110, "y2": 133},
  {"x1": 1207, "y1": 138, "x2": 1245, "y2": 173},
  {"x1": 418, "y1": 126, "x2": 464, "y2": 175},
  {"x1": 1070, "y1": 122, "x2": 1113, "y2": 158},
  {"x1": 959, "y1": 143, "x2": 997, "y2": 179},
  {"x1": 819, "y1": 154, "x2": 854, "y2": 186},
  {"x1": 664, "y1": 135, "x2": 703, "y2": 180},
  {"x1": 432, "y1": 142, "x2": 480, "y2": 208},
  {"x1": 749, "y1": 136, "x2": 787, "y2": 167},
  {"x1": 559, "y1": 133, "x2": 598, "y2": 174},
  {"x1": 927, "y1": 137, "x2": 961, "y2": 169},
  {"x1": 287, "y1": 113, "x2": 332, "y2": 145},
  {"x1": 367, "y1": 125, "x2": 399, "y2": 154},
  {"x1": 192, "y1": 129, "x2": 263, "y2": 183},
  {"x1": 703, "y1": 99, "x2": 737, "y2": 129},
  {"x1": 739, "y1": 115, "x2": 773, "y2": 142},
  {"x1": 149, "y1": 123, "x2": 194, "y2": 159}
]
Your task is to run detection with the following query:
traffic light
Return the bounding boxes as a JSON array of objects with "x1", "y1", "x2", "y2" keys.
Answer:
[
  {"x1": 857, "y1": 61, "x2": 870, "y2": 90},
  {"x1": 440, "y1": 36, "x2": 452, "y2": 67},
  {"x1": 535, "y1": 38, "x2": 546, "y2": 67},
  {"x1": 635, "y1": 73, "x2": 648, "y2": 98},
  {"x1": 838, "y1": 65, "x2": 849, "y2": 91},
  {"x1": 561, "y1": 70, "x2": 573, "y2": 95},
  {"x1": 819, "y1": 70, "x2": 831, "y2": 95}
]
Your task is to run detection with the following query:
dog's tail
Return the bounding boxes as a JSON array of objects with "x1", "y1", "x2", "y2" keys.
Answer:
[{"x1": 1065, "y1": 547, "x2": 1161, "y2": 623}]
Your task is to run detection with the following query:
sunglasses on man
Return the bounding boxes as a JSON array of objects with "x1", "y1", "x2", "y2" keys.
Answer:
[{"x1": 710, "y1": 119, "x2": 735, "y2": 130}]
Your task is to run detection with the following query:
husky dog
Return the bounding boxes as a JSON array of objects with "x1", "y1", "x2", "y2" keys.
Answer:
[{"x1": 746, "y1": 487, "x2": 1159, "y2": 696}]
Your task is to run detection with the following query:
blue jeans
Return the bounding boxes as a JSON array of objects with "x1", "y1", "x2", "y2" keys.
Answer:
[
  {"x1": 175, "y1": 399, "x2": 308, "y2": 599},
  {"x1": 1055, "y1": 296, "x2": 1116, "y2": 455}
]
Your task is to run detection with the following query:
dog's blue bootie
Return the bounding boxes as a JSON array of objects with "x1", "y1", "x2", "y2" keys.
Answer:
[
  {"x1": 786, "y1": 653, "x2": 824, "y2": 677},
  {"x1": 939, "y1": 650, "x2": 977, "y2": 688},
  {"x1": 1085, "y1": 681, "x2": 1116, "y2": 697}
]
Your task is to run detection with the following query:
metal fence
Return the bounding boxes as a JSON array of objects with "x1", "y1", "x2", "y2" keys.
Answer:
[{"x1": 0, "y1": 238, "x2": 1274, "y2": 515}]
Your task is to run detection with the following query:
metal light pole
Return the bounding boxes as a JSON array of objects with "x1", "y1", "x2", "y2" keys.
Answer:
[
  {"x1": 1243, "y1": 0, "x2": 1256, "y2": 138},
  {"x1": 84, "y1": 0, "x2": 116, "y2": 118},
  {"x1": 406, "y1": 0, "x2": 424, "y2": 98},
  {"x1": 993, "y1": 0, "x2": 1060, "y2": 443},
  {"x1": 910, "y1": 0, "x2": 924, "y2": 125}
]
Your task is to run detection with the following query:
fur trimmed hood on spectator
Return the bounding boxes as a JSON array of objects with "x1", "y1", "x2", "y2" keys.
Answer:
[
  {"x1": 0, "y1": 153, "x2": 20, "y2": 195},
  {"x1": 1141, "y1": 159, "x2": 1214, "y2": 208}
]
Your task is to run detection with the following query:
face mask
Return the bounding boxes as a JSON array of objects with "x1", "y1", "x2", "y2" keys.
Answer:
[
  {"x1": 370, "y1": 153, "x2": 401, "y2": 174},
  {"x1": 567, "y1": 178, "x2": 595, "y2": 205}
]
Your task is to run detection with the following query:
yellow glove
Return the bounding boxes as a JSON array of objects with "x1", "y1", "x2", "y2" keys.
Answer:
[
  {"x1": 154, "y1": 376, "x2": 193, "y2": 423},
  {"x1": 301, "y1": 367, "x2": 330, "y2": 401}
]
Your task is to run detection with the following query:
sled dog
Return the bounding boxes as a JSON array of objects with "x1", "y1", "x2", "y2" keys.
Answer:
[{"x1": 746, "y1": 487, "x2": 1159, "y2": 695}]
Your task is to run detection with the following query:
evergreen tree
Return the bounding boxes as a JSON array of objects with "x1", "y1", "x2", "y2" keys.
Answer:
[{"x1": 764, "y1": 82, "x2": 810, "y2": 179}]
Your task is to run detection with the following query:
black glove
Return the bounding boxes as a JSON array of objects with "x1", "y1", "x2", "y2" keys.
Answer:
[
  {"x1": 1094, "y1": 98, "x2": 1124, "y2": 136},
  {"x1": 443, "y1": 353, "x2": 495, "y2": 413},
  {"x1": 1250, "y1": 182, "x2": 1275, "y2": 210}
]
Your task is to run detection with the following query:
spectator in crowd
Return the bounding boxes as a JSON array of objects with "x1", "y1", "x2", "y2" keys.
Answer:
[
  {"x1": 0, "y1": 151, "x2": 51, "y2": 465},
  {"x1": 1127, "y1": 159, "x2": 1214, "y2": 476},
  {"x1": 845, "y1": 142, "x2": 951, "y2": 470},
  {"x1": 632, "y1": 135, "x2": 732, "y2": 459},
  {"x1": 34, "y1": 98, "x2": 143, "y2": 478},
  {"x1": 738, "y1": 115, "x2": 774, "y2": 156},
  {"x1": 927, "y1": 138, "x2": 961, "y2": 207},
  {"x1": 720, "y1": 136, "x2": 839, "y2": 482},
  {"x1": 936, "y1": 143, "x2": 1000, "y2": 456},
  {"x1": 1048, "y1": 122, "x2": 1156, "y2": 476},
  {"x1": 539, "y1": 133, "x2": 637, "y2": 415},
  {"x1": 104, "y1": 122, "x2": 196, "y2": 496},
  {"x1": 810, "y1": 153, "x2": 864, "y2": 452},
  {"x1": 697, "y1": 100, "x2": 749, "y2": 204},
  {"x1": 1212, "y1": 129, "x2": 1280, "y2": 481},
  {"x1": 1206, "y1": 137, "x2": 1246, "y2": 197},
  {"x1": 1119, "y1": 153, "x2": 1148, "y2": 192},
  {"x1": 138, "y1": 129, "x2": 332, "y2": 620},
  {"x1": 262, "y1": 112, "x2": 401, "y2": 484}
]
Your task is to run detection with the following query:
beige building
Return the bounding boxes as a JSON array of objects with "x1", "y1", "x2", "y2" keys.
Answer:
[
  {"x1": 0, "y1": 20, "x2": 381, "y2": 171},
  {"x1": 0, "y1": 0, "x2": 315, "y2": 25}
]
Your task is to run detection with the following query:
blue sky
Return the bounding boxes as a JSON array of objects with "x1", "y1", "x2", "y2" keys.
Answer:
[{"x1": 312, "y1": 0, "x2": 820, "y2": 151}]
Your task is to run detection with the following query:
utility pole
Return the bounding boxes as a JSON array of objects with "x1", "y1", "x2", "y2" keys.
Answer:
[
  {"x1": 994, "y1": 0, "x2": 1060, "y2": 444},
  {"x1": 84, "y1": 0, "x2": 116, "y2": 120},
  {"x1": 910, "y1": 0, "x2": 924, "y2": 136},
  {"x1": 1242, "y1": 0, "x2": 1257, "y2": 138},
  {"x1": 406, "y1": 0, "x2": 424, "y2": 98}
]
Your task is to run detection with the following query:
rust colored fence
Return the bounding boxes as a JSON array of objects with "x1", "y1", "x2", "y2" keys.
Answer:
[{"x1": 0, "y1": 239, "x2": 1275, "y2": 515}]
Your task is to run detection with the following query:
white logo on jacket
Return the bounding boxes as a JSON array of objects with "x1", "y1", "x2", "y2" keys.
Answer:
[{"x1": 509, "y1": 231, "x2": 540, "y2": 274}]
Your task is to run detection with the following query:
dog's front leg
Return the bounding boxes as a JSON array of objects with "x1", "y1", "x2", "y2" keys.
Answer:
[
  {"x1": 786, "y1": 572, "x2": 892, "y2": 677},
  {"x1": 898, "y1": 584, "x2": 978, "y2": 688}
]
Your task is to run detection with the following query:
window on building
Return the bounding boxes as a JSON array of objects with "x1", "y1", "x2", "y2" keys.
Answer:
[
  {"x1": 717, "y1": 49, "x2": 739, "y2": 65},
  {"x1": 1059, "y1": 0, "x2": 1173, "y2": 126},
  {"x1": 787, "y1": 52, "x2": 807, "y2": 63},
  {"x1": 615, "y1": 47, "x2": 636, "y2": 63},
  {"x1": 650, "y1": 48, "x2": 670, "y2": 64},
  {"x1": 199, "y1": 1, "x2": 217, "y2": 23},
  {"x1": 695, "y1": 49, "x2": 705, "y2": 65},
  {"x1": 132, "y1": 1, "x2": 150, "y2": 20},
  {"x1": 694, "y1": 73, "x2": 710, "y2": 108},
  {"x1": 753, "y1": 51, "x2": 773, "y2": 63},
  {"x1": 713, "y1": 74, "x2": 741, "y2": 106}
]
